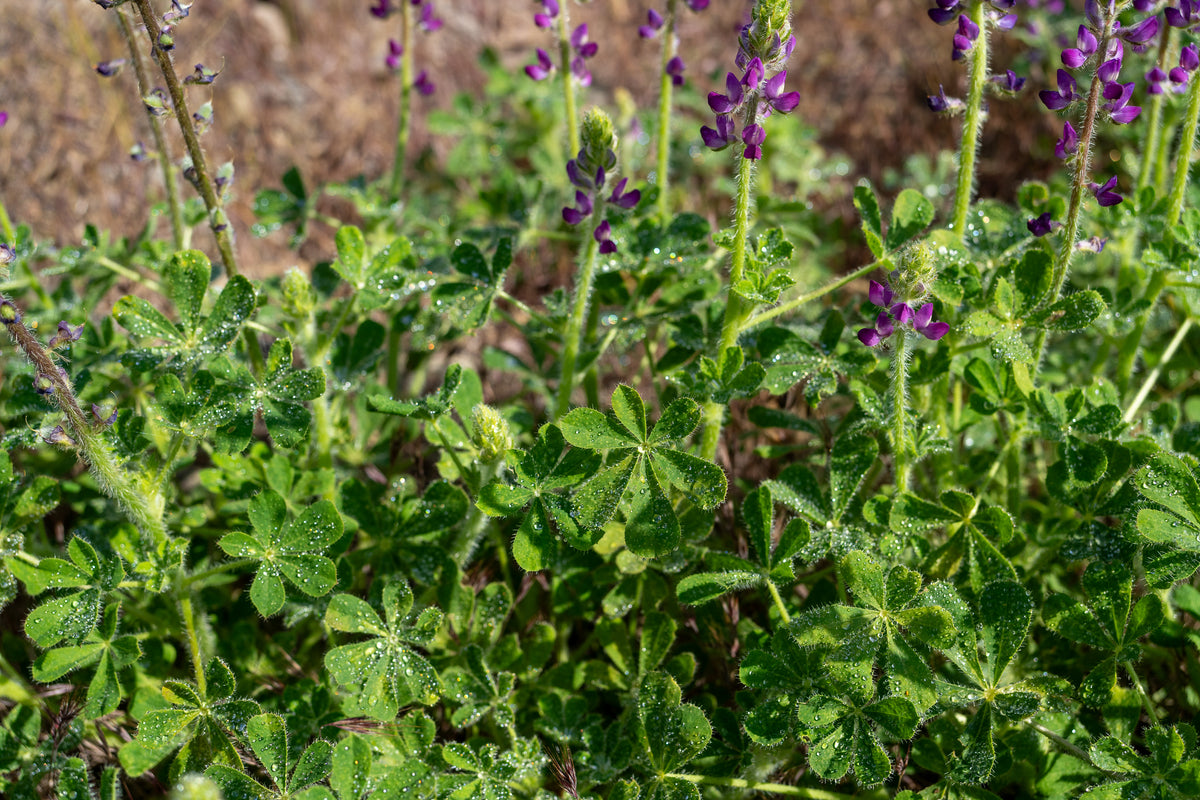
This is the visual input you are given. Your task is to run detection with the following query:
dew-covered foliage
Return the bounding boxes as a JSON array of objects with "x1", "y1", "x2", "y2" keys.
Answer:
[{"x1": 5, "y1": 0, "x2": 1200, "y2": 799}]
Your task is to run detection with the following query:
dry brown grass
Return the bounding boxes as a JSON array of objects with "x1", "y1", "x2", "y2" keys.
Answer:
[{"x1": 0, "y1": 0, "x2": 1048, "y2": 276}]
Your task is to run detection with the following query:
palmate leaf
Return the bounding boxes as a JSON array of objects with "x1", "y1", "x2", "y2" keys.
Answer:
[
  {"x1": 757, "y1": 325, "x2": 877, "y2": 403},
  {"x1": 1136, "y1": 452, "x2": 1200, "y2": 581},
  {"x1": 636, "y1": 671, "x2": 712, "y2": 775},
  {"x1": 431, "y1": 238, "x2": 511, "y2": 330},
  {"x1": 31, "y1": 603, "x2": 141, "y2": 719},
  {"x1": 329, "y1": 225, "x2": 421, "y2": 311},
  {"x1": 205, "y1": 714, "x2": 331, "y2": 799},
  {"x1": 796, "y1": 693, "x2": 917, "y2": 786},
  {"x1": 324, "y1": 581, "x2": 442, "y2": 721},
  {"x1": 1084, "y1": 724, "x2": 1200, "y2": 799},
  {"x1": 114, "y1": 249, "x2": 256, "y2": 372},
  {"x1": 219, "y1": 491, "x2": 342, "y2": 617},
  {"x1": 560, "y1": 386, "x2": 726, "y2": 558},
  {"x1": 19, "y1": 537, "x2": 122, "y2": 649}
]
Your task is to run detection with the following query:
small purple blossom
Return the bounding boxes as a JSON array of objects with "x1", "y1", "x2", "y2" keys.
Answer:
[
  {"x1": 0, "y1": 111, "x2": 7, "y2": 128},
  {"x1": 1040, "y1": 69, "x2": 1078, "y2": 110},
  {"x1": 1103, "y1": 80, "x2": 1140, "y2": 124},
  {"x1": 700, "y1": 115, "x2": 736, "y2": 150},
  {"x1": 952, "y1": 14, "x2": 980, "y2": 60},
  {"x1": 47, "y1": 321, "x2": 84, "y2": 349},
  {"x1": 989, "y1": 69, "x2": 1026, "y2": 93},
  {"x1": 385, "y1": 39, "x2": 403, "y2": 70},
  {"x1": 763, "y1": 70, "x2": 800, "y2": 114},
  {"x1": 1090, "y1": 175, "x2": 1124, "y2": 206},
  {"x1": 1147, "y1": 66, "x2": 1169, "y2": 94},
  {"x1": 413, "y1": 70, "x2": 435, "y2": 96},
  {"x1": 563, "y1": 190, "x2": 594, "y2": 225},
  {"x1": 684, "y1": 0, "x2": 709, "y2": 9},
  {"x1": 534, "y1": 0, "x2": 558, "y2": 28},
  {"x1": 93, "y1": 404, "x2": 118, "y2": 426},
  {"x1": 929, "y1": 0, "x2": 959, "y2": 26},
  {"x1": 666, "y1": 56, "x2": 686, "y2": 86},
  {"x1": 95, "y1": 59, "x2": 126, "y2": 77},
  {"x1": 1097, "y1": 56, "x2": 1123, "y2": 84},
  {"x1": 708, "y1": 72, "x2": 745, "y2": 114},
  {"x1": 1117, "y1": 14, "x2": 1160, "y2": 51},
  {"x1": 1167, "y1": 1, "x2": 1200, "y2": 28},
  {"x1": 1027, "y1": 212, "x2": 1060, "y2": 237},
  {"x1": 594, "y1": 221, "x2": 617, "y2": 255},
  {"x1": 607, "y1": 178, "x2": 640, "y2": 209},
  {"x1": 1061, "y1": 25, "x2": 1098, "y2": 68},
  {"x1": 639, "y1": 8, "x2": 665, "y2": 38},
  {"x1": 35, "y1": 374, "x2": 55, "y2": 396},
  {"x1": 912, "y1": 303, "x2": 950, "y2": 340},
  {"x1": 1055, "y1": 121, "x2": 1078, "y2": 159},
  {"x1": 927, "y1": 84, "x2": 964, "y2": 113},
  {"x1": 369, "y1": 0, "x2": 393, "y2": 18},
  {"x1": 741, "y1": 123, "x2": 766, "y2": 160},
  {"x1": 526, "y1": 48, "x2": 554, "y2": 81},
  {"x1": 45, "y1": 426, "x2": 75, "y2": 447},
  {"x1": 416, "y1": 1, "x2": 442, "y2": 32}
]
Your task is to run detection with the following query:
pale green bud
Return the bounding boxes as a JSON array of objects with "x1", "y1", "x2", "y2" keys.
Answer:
[
  {"x1": 170, "y1": 775, "x2": 222, "y2": 800},
  {"x1": 471, "y1": 404, "x2": 513, "y2": 463},
  {"x1": 281, "y1": 267, "x2": 316, "y2": 318},
  {"x1": 891, "y1": 242, "x2": 938, "y2": 304},
  {"x1": 581, "y1": 108, "x2": 617, "y2": 161}
]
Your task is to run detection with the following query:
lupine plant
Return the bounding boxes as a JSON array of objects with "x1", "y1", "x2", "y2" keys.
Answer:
[{"x1": 6, "y1": 0, "x2": 1200, "y2": 798}]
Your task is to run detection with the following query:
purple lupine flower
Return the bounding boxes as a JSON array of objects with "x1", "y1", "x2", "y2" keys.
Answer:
[
  {"x1": 868, "y1": 280, "x2": 894, "y2": 308},
  {"x1": 1040, "y1": 69, "x2": 1078, "y2": 109},
  {"x1": 708, "y1": 72, "x2": 746, "y2": 114},
  {"x1": 989, "y1": 69, "x2": 1026, "y2": 93},
  {"x1": 929, "y1": 0, "x2": 960, "y2": 25},
  {"x1": 1061, "y1": 24, "x2": 1098, "y2": 68},
  {"x1": 1147, "y1": 66, "x2": 1169, "y2": 94},
  {"x1": 563, "y1": 190, "x2": 594, "y2": 224},
  {"x1": 684, "y1": 0, "x2": 709, "y2": 9},
  {"x1": 93, "y1": 404, "x2": 118, "y2": 426},
  {"x1": 95, "y1": 59, "x2": 126, "y2": 77},
  {"x1": 1167, "y1": 1, "x2": 1200, "y2": 28},
  {"x1": 1097, "y1": 56, "x2": 1123, "y2": 84},
  {"x1": 639, "y1": 8, "x2": 665, "y2": 38},
  {"x1": 1077, "y1": 236, "x2": 1108, "y2": 252},
  {"x1": 594, "y1": 220, "x2": 617, "y2": 254},
  {"x1": 571, "y1": 24, "x2": 598, "y2": 58},
  {"x1": 1133, "y1": 0, "x2": 1155, "y2": 10},
  {"x1": 183, "y1": 63, "x2": 221, "y2": 86},
  {"x1": 1117, "y1": 14, "x2": 1160, "y2": 51},
  {"x1": 526, "y1": 48, "x2": 554, "y2": 80},
  {"x1": 991, "y1": 11, "x2": 1018, "y2": 30},
  {"x1": 741, "y1": 57, "x2": 766, "y2": 92},
  {"x1": 891, "y1": 302, "x2": 915, "y2": 328},
  {"x1": 534, "y1": 0, "x2": 558, "y2": 28},
  {"x1": 927, "y1": 84, "x2": 965, "y2": 113},
  {"x1": 417, "y1": 2, "x2": 442, "y2": 32},
  {"x1": 607, "y1": 178, "x2": 640, "y2": 208},
  {"x1": 912, "y1": 303, "x2": 950, "y2": 340},
  {"x1": 1055, "y1": 121, "x2": 1079, "y2": 158},
  {"x1": 763, "y1": 71, "x2": 800, "y2": 114},
  {"x1": 413, "y1": 70, "x2": 435, "y2": 95},
  {"x1": 1090, "y1": 175, "x2": 1124, "y2": 206},
  {"x1": 1103, "y1": 81, "x2": 1140, "y2": 123},
  {"x1": 385, "y1": 39, "x2": 403, "y2": 70},
  {"x1": 1172, "y1": 43, "x2": 1200, "y2": 87},
  {"x1": 369, "y1": 0, "x2": 394, "y2": 18},
  {"x1": 700, "y1": 114, "x2": 737, "y2": 150},
  {"x1": 741, "y1": 123, "x2": 766, "y2": 160},
  {"x1": 45, "y1": 426, "x2": 75, "y2": 447},
  {"x1": 666, "y1": 56, "x2": 686, "y2": 86},
  {"x1": 47, "y1": 321, "x2": 84, "y2": 349},
  {"x1": 858, "y1": 311, "x2": 895, "y2": 346},
  {"x1": 1027, "y1": 212, "x2": 1060, "y2": 236},
  {"x1": 952, "y1": 14, "x2": 980, "y2": 60}
]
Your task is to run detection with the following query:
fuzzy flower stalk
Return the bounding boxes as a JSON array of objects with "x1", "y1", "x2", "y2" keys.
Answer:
[
  {"x1": 0, "y1": 297, "x2": 169, "y2": 558},
  {"x1": 926, "y1": 0, "x2": 1022, "y2": 238},
  {"x1": 639, "y1": 0, "x2": 709, "y2": 221},
  {"x1": 526, "y1": 0, "x2": 598, "y2": 156},
  {"x1": 373, "y1": 0, "x2": 442, "y2": 200},
  {"x1": 555, "y1": 109, "x2": 640, "y2": 417},
  {"x1": 698, "y1": 0, "x2": 800, "y2": 461},
  {"x1": 1032, "y1": 0, "x2": 1157, "y2": 367}
]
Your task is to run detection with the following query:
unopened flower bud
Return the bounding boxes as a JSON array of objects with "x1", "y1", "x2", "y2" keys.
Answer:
[
  {"x1": 193, "y1": 102, "x2": 214, "y2": 135},
  {"x1": 211, "y1": 207, "x2": 230, "y2": 233},
  {"x1": 282, "y1": 267, "x2": 317, "y2": 318},
  {"x1": 130, "y1": 141, "x2": 148, "y2": 161},
  {"x1": 95, "y1": 59, "x2": 126, "y2": 77},
  {"x1": 183, "y1": 63, "x2": 221, "y2": 85},
  {"x1": 143, "y1": 88, "x2": 170, "y2": 117},
  {"x1": 157, "y1": 26, "x2": 175, "y2": 50},
  {"x1": 34, "y1": 374, "x2": 55, "y2": 396},
  {"x1": 47, "y1": 320, "x2": 84, "y2": 349},
  {"x1": 0, "y1": 299, "x2": 20, "y2": 325},
  {"x1": 471, "y1": 404, "x2": 513, "y2": 463}
]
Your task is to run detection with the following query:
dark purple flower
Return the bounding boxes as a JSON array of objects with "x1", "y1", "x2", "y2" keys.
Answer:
[
  {"x1": 35, "y1": 374, "x2": 55, "y2": 396},
  {"x1": 912, "y1": 302, "x2": 950, "y2": 340},
  {"x1": 1055, "y1": 121, "x2": 1079, "y2": 158},
  {"x1": 708, "y1": 72, "x2": 745, "y2": 114},
  {"x1": 1103, "y1": 81, "x2": 1140, "y2": 124},
  {"x1": 892, "y1": 302, "x2": 915, "y2": 327},
  {"x1": 417, "y1": 1, "x2": 442, "y2": 32},
  {"x1": 413, "y1": 70, "x2": 435, "y2": 95},
  {"x1": 928, "y1": 0, "x2": 959, "y2": 25},
  {"x1": 369, "y1": 0, "x2": 394, "y2": 18},
  {"x1": 1090, "y1": 175, "x2": 1124, "y2": 206},
  {"x1": 1097, "y1": 56, "x2": 1123, "y2": 84},
  {"x1": 607, "y1": 178, "x2": 640, "y2": 209},
  {"x1": 95, "y1": 59, "x2": 126, "y2": 77},
  {"x1": 927, "y1": 84, "x2": 964, "y2": 113},
  {"x1": 1183, "y1": 43, "x2": 1200, "y2": 71},
  {"x1": 763, "y1": 70, "x2": 800, "y2": 114},
  {"x1": 952, "y1": 14, "x2": 980, "y2": 60},
  {"x1": 534, "y1": 0, "x2": 558, "y2": 28},
  {"x1": 1061, "y1": 25, "x2": 1098, "y2": 68},
  {"x1": 868, "y1": 280, "x2": 894, "y2": 308},
  {"x1": 741, "y1": 123, "x2": 766, "y2": 160},
  {"x1": 1027, "y1": 212, "x2": 1060, "y2": 236},
  {"x1": 700, "y1": 114, "x2": 737, "y2": 150},
  {"x1": 989, "y1": 69, "x2": 1026, "y2": 93},
  {"x1": 571, "y1": 24, "x2": 598, "y2": 58},
  {"x1": 684, "y1": 0, "x2": 709, "y2": 9},
  {"x1": 858, "y1": 311, "x2": 895, "y2": 347},
  {"x1": 563, "y1": 190, "x2": 593, "y2": 225},
  {"x1": 183, "y1": 63, "x2": 221, "y2": 85},
  {"x1": 666, "y1": 56, "x2": 686, "y2": 86},
  {"x1": 47, "y1": 321, "x2": 84, "y2": 349},
  {"x1": 1167, "y1": 1, "x2": 1199, "y2": 28},
  {"x1": 1117, "y1": 14, "x2": 1160, "y2": 51},
  {"x1": 1147, "y1": 66, "x2": 1169, "y2": 94},
  {"x1": 1040, "y1": 69, "x2": 1078, "y2": 109},
  {"x1": 639, "y1": 8, "x2": 665, "y2": 38},
  {"x1": 526, "y1": 48, "x2": 554, "y2": 81},
  {"x1": 594, "y1": 221, "x2": 617, "y2": 254},
  {"x1": 1133, "y1": 0, "x2": 1154, "y2": 10},
  {"x1": 0, "y1": 111, "x2": 7, "y2": 128},
  {"x1": 741, "y1": 57, "x2": 765, "y2": 91},
  {"x1": 385, "y1": 39, "x2": 403, "y2": 70}
]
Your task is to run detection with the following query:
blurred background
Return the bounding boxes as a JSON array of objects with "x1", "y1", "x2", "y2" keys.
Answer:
[{"x1": 0, "y1": 0, "x2": 1058, "y2": 276}]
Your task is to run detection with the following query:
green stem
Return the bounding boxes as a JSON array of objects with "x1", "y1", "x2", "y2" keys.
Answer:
[
  {"x1": 743, "y1": 260, "x2": 879, "y2": 331},
  {"x1": 765, "y1": 580, "x2": 792, "y2": 625},
  {"x1": 1115, "y1": 270, "x2": 1168, "y2": 394},
  {"x1": 554, "y1": 208, "x2": 602, "y2": 417},
  {"x1": 388, "y1": 2, "x2": 415, "y2": 201},
  {"x1": 700, "y1": 138, "x2": 757, "y2": 461},
  {"x1": 1167, "y1": 53, "x2": 1200, "y2": 228},
  {"x1": 1124, "y1": 660, "x2": 1159, "y2": 725},
  {"x1": 154, "y1": 432, "x2": 185, "y2": 489},
  {"x1": 1137, "y1": 24, "x2": 1174, "y2": 195},
  {"x1": 1032, "y1": 13, "x2": 1115, "y2": 372},
  {"x1": 0, "y1": 196, "x2": 13, "y2": 243},
  {"x1": 557, "y1": 4, "x2": 581, "y2": 156},
  {"x1": 184, "y1": 558, "x2": 256, "y2": 588},
  {"x1": 179, "y1": 594, "x2": 206, "y2": 695},
  {"x1": 116, "y1": 7, "x2": 184, "y2": 250},
  {"x1": 664, "y1": 773, "x2": 877, "y2": 800},
  {"x1": 1123, "y1": 317, "x2": 1193, "y2": 423},
  {"x1": 1028, "y1": 722, "x2": 1101, "y2": 768},
  {"x1": 891, "y1": 331, "x2": 911, "y2": 490},
  {"x1": 654, "y1": 0, "x2": 679, "y2": 222},
  {"x1": 951, "y1": 1, "x2": 990, "y2": 238}
]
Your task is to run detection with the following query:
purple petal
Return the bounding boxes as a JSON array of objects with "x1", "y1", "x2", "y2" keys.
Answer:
[
  {"x1": 914, "y1": 303, "x2": 934, "y2": 329},
  {"x1": 921, "y1": 321, "x2": 950, "y2": 341},
  {"x1": 858, "y1": 328, "x2": 883, "y2": 347}
]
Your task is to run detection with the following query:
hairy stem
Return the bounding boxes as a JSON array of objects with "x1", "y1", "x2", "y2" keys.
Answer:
[
  {"x1": 743, "y1": 260, "x2": 879, "y2": 331},
  {"x1": 700, "y1": 131, "x2": 758, "y2": 461},
  {"x1": 1123, "y1": 316, "x2": 1193, "y2": 423},
  {"x1": 1137, "y1": 24, "x2": 1174, "y2": 195},
  {"x1": 654, "y1": 0, "x2": 679, "y2": 222},
  {"x1": 116, "y1": 8, "x2": 184, "y2": 250},
  {"x1": 555, "y1": 206, "x2": 602, "y2": 417},
  {"x1": 1167, "y1": 54, "x2": 1200, "y2": 228},
  {"x1": 178, "y1": 594, "x2": 206, "y2": 695},
  {"x1": 951, "y1": 0, "x2": 990, "y2": 237},
  {"x1": 765, "y1": 580, "x2": 792, "y2": 625},
  {"x1": 388, "y1": 2, "x2": 415, "y2": 201},
  {"x1": 665, "y1": 773, "x2": 879, "y2": 800},
  {"x1": 891, "y1": 330, "x2": 911, "y2": 490},
  {"x1": 1125, "y1": 659, "x2": 1160, "y2": 725},
  {"x1": 557, "y1": 4, "x2": 581, "y2": 156}
]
